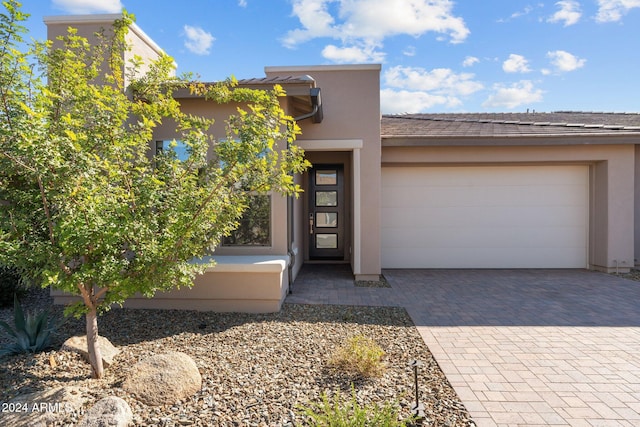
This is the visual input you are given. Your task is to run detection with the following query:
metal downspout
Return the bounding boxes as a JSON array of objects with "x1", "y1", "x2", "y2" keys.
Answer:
[{"x1": 288, "y1": 87, "x2": 322, "y2": 293}]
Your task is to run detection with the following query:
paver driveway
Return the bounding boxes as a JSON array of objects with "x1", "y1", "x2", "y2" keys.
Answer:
[{"x1": 286, "y1": 266, "x2": 640, "y2": 426}]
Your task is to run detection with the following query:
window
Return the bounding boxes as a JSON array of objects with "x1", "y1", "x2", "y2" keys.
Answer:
[
  {"x1": 156, "y1": 140, "x2": 189, "y2": 161},
  {"x1": 222, "y1": 194, "x2": 271, "y2": 246}
]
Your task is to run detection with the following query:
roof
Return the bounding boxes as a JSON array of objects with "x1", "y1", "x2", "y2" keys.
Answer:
[
  {"x1": 170, "y1": 75, "x2": 315, "y2": 99},
  {"x1": 382, "y1": 112, "x2": 640, "y2": 139},
  {"x1": 169, "y1": 75, "x2": 320, "y2": 121},
  {"x1": 237, "y1": 75, "x2": 317, "y2": 87}
]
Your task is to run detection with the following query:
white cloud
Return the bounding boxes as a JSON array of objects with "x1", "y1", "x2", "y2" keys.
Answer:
[
  {"x1": 462, "y1": 56, "x2": 479, "y2": 67},
  {"x1": 322, "y1": 43, "x2": 385, "y2": 63},
  {"x1": 380, "y1": 88, "x2": 461, "y2": 114},
  {"x1": 502, "y1": 54, "x2": 531, "y2": 73},
  {"x1": 384, "y1": 65, "x2": 483, "y2": 96},
  {"x1": 596, "y1": 0, "x2": 640, "y2": 22},
  {"x1": 510, "y1": 5, "x2": 535, "y2": 19},
  {"x1": 482, "y1": 80, "x2": 543, "y2": 109},
  {"x1": 183, "y1": 25, "x2": 215, "y2": 55},
  {"x1": 547, "y1": 50, "x2": 586, "y2": 72},
  {"x1": 282, "y1": 0, "x2": 469, "y2": 49},
  {"x1": 548, "y1": 1, "x2": 582, "y2": 26},
  {"x1": 380, "y1": 66, "x2": 482, "y2": 113},
  {"x1": 498, "y1": 4, "x2": 542, "y2": 22},
  {"x1": 52, "y1": 0, "x2": 122, "y2": 13},
  {"x1": 238, "y1": 0, "x2": 248, "y2": 6},
  {"x1": 402, "y1": 46, "x2": 416, "y2": 57}
]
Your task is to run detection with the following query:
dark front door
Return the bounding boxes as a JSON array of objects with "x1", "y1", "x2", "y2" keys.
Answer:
[{"x1": 309, "y1": 165, "x2": 344, "y2": 260}]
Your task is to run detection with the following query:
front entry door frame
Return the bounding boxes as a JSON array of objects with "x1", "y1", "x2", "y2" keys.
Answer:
[
  {"x1": 297, "y1": 139, "x2": 362, "y2": 274},
  {"x1": 309, "y1": 164, "x2": 345, "y2": 260}
]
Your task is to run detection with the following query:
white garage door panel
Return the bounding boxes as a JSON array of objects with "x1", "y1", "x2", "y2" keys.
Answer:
[
  {"x1": 382, "y1": 226, "x2": 587, "y2": 249},
  {"x1": 384, "y1": 183, "x2": 586, "y2": 208},
  {"x1": 381, "y1": 166, "x2": 588, "y2": 269},
  {"x1": 383, "y1": 247, "x2": 586, "y2": 269},
  {"x1": 383, "y1": 206, "x2": 586, "y2": 228}
]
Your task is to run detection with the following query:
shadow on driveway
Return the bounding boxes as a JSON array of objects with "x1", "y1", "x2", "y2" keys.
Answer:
[{"x1": 384, "y1": 269, "x2": 640, "y2": 327}]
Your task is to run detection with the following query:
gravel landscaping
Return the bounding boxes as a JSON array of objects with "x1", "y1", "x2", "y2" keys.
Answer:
[
  {"x1": 0, "y1": 287, "x2": 474, "y2": 426},
  {"x1": 613, "y1": 269, "x2": 640, "y2": 283}
]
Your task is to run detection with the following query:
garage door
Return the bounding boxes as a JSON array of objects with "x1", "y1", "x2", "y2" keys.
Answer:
[{"x1": 381, "y1": 165, "x2": 588, "y2": 269}]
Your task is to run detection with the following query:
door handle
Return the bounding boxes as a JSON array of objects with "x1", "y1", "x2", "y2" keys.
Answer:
[{"x1": 309, "y1": 213, "x2": 314, "y2": 235}]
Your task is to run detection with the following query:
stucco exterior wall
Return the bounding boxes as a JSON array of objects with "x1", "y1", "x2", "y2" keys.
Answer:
[
  {"x1": 382, "y1": 143, "x2": 635, "y2": 272},
  {"x1": 269, "y1": 65, "x2": 382, "y2": 279},
  {"x1": 44, "y1": 14, "x2": 166, "y2": 87}
]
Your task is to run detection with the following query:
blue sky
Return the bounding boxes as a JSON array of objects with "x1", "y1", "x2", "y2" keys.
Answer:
[{"x1": 20, "y1": 0, "x2": 640, "y2": 113}]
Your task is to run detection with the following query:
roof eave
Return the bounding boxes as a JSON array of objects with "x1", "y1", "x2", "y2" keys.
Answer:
[
  {"x1": 170, "y1": 80, "x2": 314, "y2": 99},
  {"x1": 382, "y1": 133, "x2": 640, "y2": 147}
]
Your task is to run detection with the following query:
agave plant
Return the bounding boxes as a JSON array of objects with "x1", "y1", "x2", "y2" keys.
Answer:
[{"x1": 0, "y1": 294, "x2": 55, "y2": 356}]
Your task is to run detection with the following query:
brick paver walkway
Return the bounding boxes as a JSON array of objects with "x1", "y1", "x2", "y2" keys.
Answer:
[{"x1": 286, "y1": 266, "x2": 640, "y2": 426}]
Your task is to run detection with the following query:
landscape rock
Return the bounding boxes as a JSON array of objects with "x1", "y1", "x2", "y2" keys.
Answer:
[
  {"x1": 122, "y1": 351, "x2": 202, "y2": 406},
  {"x1": 61, "y1": 335, "x2": 120, "y2": 367},
  {"x1": 78, "y1": 396, "x2": 133, "y2": 427},
  {"x1": 0, "y1": 386, "x2": 88, "y2": 427},
  {"x1": 1, "y1": 295, "x2": 474, "y2": 426}
]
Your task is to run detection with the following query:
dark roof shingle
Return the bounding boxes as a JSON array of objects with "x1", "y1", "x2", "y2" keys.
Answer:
[{"x1": 382, "y1": 112, "x2": 640, "y2": 138}]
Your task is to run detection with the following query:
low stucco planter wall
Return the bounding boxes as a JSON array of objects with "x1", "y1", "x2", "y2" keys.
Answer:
[{"x1": 51, "y1": 256, "x2": 290, "y2": 313}]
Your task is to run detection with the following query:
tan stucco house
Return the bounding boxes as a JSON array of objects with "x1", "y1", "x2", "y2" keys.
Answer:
[{"x1": 47, "y1": 15, "x2": 640, "y2": 312}]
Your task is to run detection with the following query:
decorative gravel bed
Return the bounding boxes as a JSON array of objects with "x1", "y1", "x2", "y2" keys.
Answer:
[
  {"x1": 613, "y1": 269, "x2": 640, "y2": 282},
  {"x1": 0, "y1": 288, "x2": 474, "y2": 426},
  {"x1": 354, "y1": 274, "x2": 392, "y2": 288}
]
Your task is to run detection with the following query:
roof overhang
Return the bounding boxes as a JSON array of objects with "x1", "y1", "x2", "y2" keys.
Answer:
[{"x1": 169, "y1": 76, "x2": 322, "y2": 123}]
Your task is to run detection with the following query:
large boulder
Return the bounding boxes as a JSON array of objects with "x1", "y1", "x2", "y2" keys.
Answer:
[
  {"x1": 61, "y1": 335, "x2": 120, "y2": 368},
  {"x1": 78, "y1": 396, "x2": 133, "y2": 427},
  {"x1": 122, "y1": 351, "x2": 201, "y2": 406},
  {"x1": 0, "y1": 386, "x2": 88, "y2": 427}
]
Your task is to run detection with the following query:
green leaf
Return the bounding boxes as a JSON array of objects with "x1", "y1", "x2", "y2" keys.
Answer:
[
  {"x1": 13, "y1": 294, "x2": 25, "y2": 333},
  {"x1": 64, "y1": 129, "x2": 77, "y2": 141},
  {"x1": 15, "y1": 330, "x2": 30, "y2": 352},
  {"x1": 0, "y1": 320, "x2": 17, "y2": 339},
  {"x1": 34, "y1": 328, "x2": 51, "y2": 351},
  {"x1": 34, "y1": 309, "x2": 49, "y2": 336},
  {"x1": 0, "y1": 344, "x2": 21, "y2": 357}
]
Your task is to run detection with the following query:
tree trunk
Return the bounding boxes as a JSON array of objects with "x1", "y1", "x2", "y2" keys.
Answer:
[{"x1": 86, "y1": 308, "x2": 104, "y2": 379}]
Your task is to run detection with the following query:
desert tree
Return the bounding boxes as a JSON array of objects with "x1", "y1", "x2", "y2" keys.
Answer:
[{"x1": 0, "y1": 1, "x2": 308, "y2": 378}]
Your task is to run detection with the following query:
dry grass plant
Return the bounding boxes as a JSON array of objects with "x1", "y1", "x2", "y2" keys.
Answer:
[{"x1": 328, "y1": 335, "x2": 386, "y2": 379}]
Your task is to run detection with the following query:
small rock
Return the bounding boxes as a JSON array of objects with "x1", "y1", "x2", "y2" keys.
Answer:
[
  {"x1": 61, "y1": 335, "x2": 120, "y2": 368},
  {"x1": 122, "y1": 351, "x2": 202, "y2": 406},
  {"x1": 77, "y1": 396, "x2": 132, "y2": 427}
]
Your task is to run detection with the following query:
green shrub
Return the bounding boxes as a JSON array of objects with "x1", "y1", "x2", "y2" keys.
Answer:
[
  {"x1": 298, "y1": 385, "x2": 413, "y2": 427},
  {"x1": 0, "y1": 266, "x2": 25, "y2": 308},
  {"x1": 328, "y1": 335, "x2": 386, "y2": 378},
  {"x1": 0, "y1": 295, "x2": 55, "y2": 357}
]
